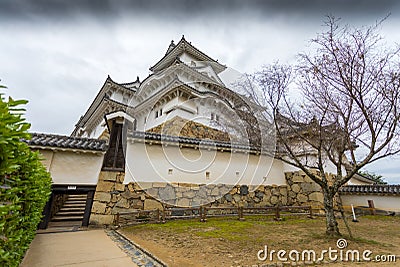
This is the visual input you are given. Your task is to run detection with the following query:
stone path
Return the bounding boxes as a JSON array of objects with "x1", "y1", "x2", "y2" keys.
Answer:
[
  {"x1": 21, "y1": 229, "x2": 138, "y2": 267},
  {"x1": 106, "y1": 230, "x2": 166, "y2": 267}
]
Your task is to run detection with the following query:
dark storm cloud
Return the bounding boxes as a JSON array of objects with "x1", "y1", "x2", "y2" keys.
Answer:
[{"x1": 0, "y1": 0, "x2": 398, "y2": 21}]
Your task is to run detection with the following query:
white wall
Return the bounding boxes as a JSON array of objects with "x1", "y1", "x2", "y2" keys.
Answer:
[
  {"x1": 37, "y1": 149, "x2": 104, "y2": 185},
  {"x1": 124, "y1": 141, "x2": 286, "y2": 185},
  {"x1": 340, "y1": 194, "x2": 400, "y2": 212}
]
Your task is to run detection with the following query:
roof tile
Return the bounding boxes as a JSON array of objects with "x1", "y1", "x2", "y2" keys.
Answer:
[{"x1": 24, "y1": 133, "x2": 108, "y2": 152}]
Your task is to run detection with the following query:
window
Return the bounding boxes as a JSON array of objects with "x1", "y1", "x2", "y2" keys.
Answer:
[
  {"x1": 205, "y1": 171, "x2": 210, "y2": 180},
  {"x1": 155, "y1": 110, "x2": 158, "y2": 119},
  {"x1": 168, "y1": 169, "x2": 173, "y2": 175},
  {"x1": 211, "y1": 113, "x2": 214, "y2": 120}
]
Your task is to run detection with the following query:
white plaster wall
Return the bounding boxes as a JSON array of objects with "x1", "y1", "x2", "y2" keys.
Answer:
[
  {"x1": 37, "y1": 149, "x2": 55, "y2": 172},
  {"x1": 340, "y1": 194, "x2": 400, "y2": 212},
  {"x1": 124, "y1": 142, "x2": 286, "y2": 185},
  {"x1": 37, "y1": 149, "x2": 104, "y2": 185},
  {"x1": 282, "y1": 155, "x2": 346, "y2": 176},
  {"x1": 347, "y1": 177, "x2": 372, "y2": 185}
]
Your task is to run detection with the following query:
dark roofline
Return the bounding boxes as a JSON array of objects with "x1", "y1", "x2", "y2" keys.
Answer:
[
  {"x1": 72, "y1": 76, "x2": 136, "y2": 136},
  {"x1": 25, "y1": 133, "x2": 108, "y2": 152}
]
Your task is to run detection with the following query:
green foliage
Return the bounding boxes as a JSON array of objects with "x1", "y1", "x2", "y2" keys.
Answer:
[
  {"x1": 358, "y1": 170, "x2": 387, "y2": 185},
  {"x1": 0, "y1": 88, "x2": 52, "y2": 267}
]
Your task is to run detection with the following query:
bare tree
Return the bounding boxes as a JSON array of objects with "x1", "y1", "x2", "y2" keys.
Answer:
[{"x1": 244, "y1": 16, "x2": 400, "y2": 236}]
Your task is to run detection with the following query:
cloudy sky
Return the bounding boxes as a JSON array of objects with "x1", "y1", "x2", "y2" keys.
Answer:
[{"x1": 0, "y1": 0, "x2": 399, "y2": 184}]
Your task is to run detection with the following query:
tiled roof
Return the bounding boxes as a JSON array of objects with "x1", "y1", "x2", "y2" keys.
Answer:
[
  {"x1": 25, "y1": 133, "x2": 108, "y2": 152},
  {"x1": 340, "y1": 185, "x2": 400, "y2": 195},
  {"x1": 129, "y1": 131, "x2": 263, "y2": 153}
]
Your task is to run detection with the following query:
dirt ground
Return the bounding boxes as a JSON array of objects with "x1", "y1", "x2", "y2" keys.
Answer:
[{"x1": 120, "y1": 215, "x2": 400, "y2": 267}]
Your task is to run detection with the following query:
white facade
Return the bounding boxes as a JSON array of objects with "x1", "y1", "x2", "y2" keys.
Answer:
[
  {"x1": 124, "y1": 141, "x2": 286, "y2": 186},
  {"x1": 37, "y1": 149, "x2": 104, "y2": 185},
  {"x1": 71, "y1": 36, "x2": 370, "y2": 187}
]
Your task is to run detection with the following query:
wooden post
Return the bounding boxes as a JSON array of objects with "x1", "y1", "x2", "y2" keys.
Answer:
[
  {"x1": 308, "y1": 206, "x2": 313, "y2": 219},
  {"x1": 156, "y1": 209, "x2": 160, "y2": 223},
  {"x1": 200, "y1": 206, "x2": 205, "y2": 222},
  {"x1": 202, "y1": 207, "x2": 208, "y2": 222},
  {"x1": 162, "y1": 208, "x2": 166, "y2": 223},
  {"x1": 114, "y1": 212, "x2": 120, "y2": 226},
  {"x1": 274, "y1": 205, "x2": 281, "y2": 221},
  {"x1": 82, "y1": 191, "x2": 95, "y2": 227},
  {"x1": 368, "y1": 200, "x2": 376, "y2": 215},
  {"x1": 238, "y1": 206, "x2": 245, "y2": 221}
]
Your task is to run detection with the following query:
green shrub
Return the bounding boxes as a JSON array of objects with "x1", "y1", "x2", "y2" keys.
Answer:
[{"x1": 0, "y1": 86, "x2": 52, "y2": 267}]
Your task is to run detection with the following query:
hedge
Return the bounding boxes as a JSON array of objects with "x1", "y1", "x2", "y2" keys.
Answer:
[{"x1": 0, "y1": 86, "x2": 52, "y2": 266}]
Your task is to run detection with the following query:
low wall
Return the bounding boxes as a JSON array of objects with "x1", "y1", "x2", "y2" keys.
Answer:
[
  {"x1": 90, "y1": 171, "x2": 325, "y2": 225},
  {"x1": 340, "y1": 194, "x2": 400, "y2": 213},
  {"x1": 285, "y1": 171, "x2": 324, "y2": 208}
]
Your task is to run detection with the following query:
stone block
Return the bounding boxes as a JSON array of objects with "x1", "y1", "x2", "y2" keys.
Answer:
[
  {"x1": 158, "y1": 186, "x2": 176, "y2": 200},
  {"x1": 301, "y1": 183, "x2": 316, "y2": 193},
  {"x1": 190, "y1": 185, "x2": 200, "y2": 190},
  {"x1": 270, "y1": 195, "x2": 279, "y2": 205},
  {"x1": 145, "y1": 187, "x2": 159, "y2": 197},
  {"x1": 232, "y1": 194, "x2": 241, "y2": 203},
  {"x1": 94, "y1": 192, "x2": 111, "y2": 202},
  {"x1": 115, "y1": 198, "x2": 130, "y2": 208},
  {"x1": 292, "y1": 174, "x2": 306, "y2": 183},
  {"x1": 127, "y1": 183, "x2": 135, "y2": 192},
  {"x1": 211, "y1": 187, "x2": 220, "y2": 196},
  {"x1": 96, "y1": 181, "x2": 115, "y2": 192},
  {"x1": 303, "y1": 175, "x2": 315, "y2": 183},
  {"x1": 136, "y1": 182, "x2": 153, "y2": 190},
  {"x1": 116, "y1": 173, "x2": 125, "y2": 183},
  {"x1": 240, "y1": 185, "x2": 249, "y2": 196},
  {"x1": 144, "y1": 199, "x2": 163, "y2": 210},
  {"x1": 115, "y1": 182, "x2": 125, "y2": 192},
  {"x1": 111, "y1": 194, "x2": 120, "y2": 203},
  {"x1": 92, "y1": 201, "x2": 107, "y2": 214},
  {"x1": 297, "y1": 193, "x2": 308, "y2": 203},
  {"x1": 308, "y1": 192, "x2": 324, "y2": 202},
  {"x1": 224, "y1": 194, "x2": 233, "y2": 202},
  {"x1": 255, "y1": 191, "x2": 264, "y2": 199},
  {"x1": 279, "y1": 187, "x2": 288, "y2": 195},
  {"x1": 183, "y1": 190, "x2": 196, "y2": 198},
  {"x1": 132, "y1": 199, "x2": 144, "y2": 209},
  {"x1": 271, "y1": 188, "x2": 280, "y2": 196},
  {"x1": 291, "y1": 184, "x2": 301, "y2": 193},
  {"x1": 120, "y1": 190, "x2": 141, "y2": 200},
  {"x1": 152, "y1": 182, "x2": 167, "y2": 188},
  {"x1": 89, "y1": 214, "x2": 114, "y2": 225},
  {"x1": 177, "y1": 198, "x2": 190, "y2": 207},
  {"x1": 99, "y1": 172, "x2": 117, "y2": 182}
]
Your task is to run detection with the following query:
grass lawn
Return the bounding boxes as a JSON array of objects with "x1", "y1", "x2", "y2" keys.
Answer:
[{"x1": 120, "y1": 215, "x2": 400, "y2": 266}]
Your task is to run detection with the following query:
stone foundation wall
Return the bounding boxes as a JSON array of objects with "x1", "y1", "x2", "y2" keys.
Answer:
[
  {"x1": 90, "y1": 171, "x2": 325, "y2": 225},
  {"x1": 285, "y1": 171, "x2": 324, "y2": 209},
  {"x1": 90, "y1": 172, "x2": 288, "y2": 225}
]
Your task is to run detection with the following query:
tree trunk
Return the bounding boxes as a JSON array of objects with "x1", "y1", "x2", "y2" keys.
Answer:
[{"x1": 322, "y1": 188, "x2": 341, "y2": 236}]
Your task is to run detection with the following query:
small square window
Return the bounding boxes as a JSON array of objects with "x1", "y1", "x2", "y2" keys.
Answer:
[
  {"x1": 168, "y1": 169, "x2": 173, "y2": 175},
  {"x1": 205, "y1": 171, "x2": 210, "y2": 179}
]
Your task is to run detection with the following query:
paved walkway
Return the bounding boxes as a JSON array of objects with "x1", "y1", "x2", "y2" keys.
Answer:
[{"x1": 21, "y1": 229, "x2": 138, "y2": 267}]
